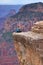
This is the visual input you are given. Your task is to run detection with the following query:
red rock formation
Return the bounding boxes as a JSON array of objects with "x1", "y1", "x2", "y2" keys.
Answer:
[{"x1": 4, "y1": 2, "x2": 43, "y2": 32}]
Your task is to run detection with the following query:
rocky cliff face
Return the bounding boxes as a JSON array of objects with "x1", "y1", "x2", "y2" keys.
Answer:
[
  {"x1": 4, "y1": 2, "x2": 43, "y2": 32},
  {"x1": 6, "y1": 9, "x2": 16, "y2": 17},
  {"x1": 13, "y1": 21, "x2": 43, "y2": 65},
  {"x1": 19, "y1": 2, "x2": 43, "y2": 12},
  {"x1": 0, "y1": 9, "x2": 16, "y2": 33}
]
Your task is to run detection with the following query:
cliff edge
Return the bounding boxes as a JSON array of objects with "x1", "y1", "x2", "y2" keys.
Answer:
[{"x1": 13, "y1": 21, "x2": 43, "y2": 65}]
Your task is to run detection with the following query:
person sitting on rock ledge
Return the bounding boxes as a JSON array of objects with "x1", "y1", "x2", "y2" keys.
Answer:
[
  {"x1": 15, "y1": 28, "x2": 22, "y2": 32},
  {"x1": 15, "y1": 23, "x2": 22, "y2": 32}
]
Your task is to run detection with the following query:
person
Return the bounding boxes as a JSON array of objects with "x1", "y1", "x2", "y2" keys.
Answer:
[
  {"x1": 15, "y1": 23, "x2": 22, "y2": 32},
  {"x1": 15, "y1": 27, "x2": 22, "y2": 32}
]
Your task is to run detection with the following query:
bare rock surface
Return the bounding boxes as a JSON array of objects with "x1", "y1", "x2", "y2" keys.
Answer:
[{"x1": 13, "y1": 21, "x2": 43, "y2": 65}]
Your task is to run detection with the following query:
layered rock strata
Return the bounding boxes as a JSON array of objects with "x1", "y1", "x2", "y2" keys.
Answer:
[{"x1": 13, "y1": 21, "x2": 43, "y2": 65}]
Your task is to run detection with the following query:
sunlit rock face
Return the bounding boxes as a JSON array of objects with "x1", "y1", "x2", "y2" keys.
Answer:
[
  {"x1": 32, "y1": 21, "x2": 43, "y2": 33},
  {"x1": 31, "y1": 21, "x2": 43, "y2": 63},
  {"x1": 13, "y1": 21, "x2": 43, "y2": 65}
]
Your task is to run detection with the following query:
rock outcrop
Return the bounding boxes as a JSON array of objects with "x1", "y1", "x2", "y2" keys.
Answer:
[
  {"x1": 32, "y1": 21, "x2": 43, "y2": 33},
  {"x1": 13, "y1": 21, "x2": 43, "y2": 65}
]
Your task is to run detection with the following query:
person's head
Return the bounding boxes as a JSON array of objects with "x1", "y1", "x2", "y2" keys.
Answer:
[{"x1": 17, "y1": 22, "x2": 22, "y2": 29}]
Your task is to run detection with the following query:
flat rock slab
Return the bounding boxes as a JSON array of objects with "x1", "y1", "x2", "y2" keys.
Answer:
[{"x1": 13, "y1": 31, "x2": 43, "y2": 40}]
